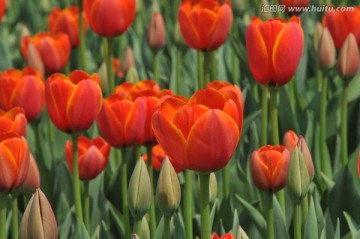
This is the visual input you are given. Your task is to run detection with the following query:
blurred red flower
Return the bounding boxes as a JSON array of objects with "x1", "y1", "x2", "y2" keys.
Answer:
[{"x1": 0, "y1": 107, "x2": 27, "y2": 137}]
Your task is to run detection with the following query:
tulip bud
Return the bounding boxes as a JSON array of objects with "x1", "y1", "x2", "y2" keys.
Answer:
[
  {"x1": 156, "y1": 158, "x2": 181, "y2": 217},
  {"x1": 318, "y1": 28, "x2": 336, "y2": 69},
  {"x1": 98, "y1": 61, "x2": 109, "y2": 93},
  {"x1": 313, "y1": 22, "x2": 323, "y2": 53},
  {"x1": 236, "y1": 226, "x2": 249, "y2": 239},
  {"x1": 297, "y1": 136, "x2": 314, "y2": 180},
  {"x1": 126, "y1": 67, "x2": 140, "y2": 83},
  {"x1": 209, "y1": 172, "x2": 218, "y2": 203},
  {"x1": 174, "y1": 21, "x2": 186, "y2": 47},
  {"x1": 122, "y1": 47, "x2": 135, "y2": 73},
  {"x1": 259, "y1": 0, "x2": 273, "y2": 20},
  {"x1": 282, "y1": 130, "x2": 299, "y2": 153},
  {"x1": 147, "y1": 12, "x2": 166, "y2": 50},
  {"x1": 128, "y1": 159, "x2": 152, "y2": 219},
  {"x1": 132, "y1": 234, "x2": 140, "y2": 239},
  {"x1": 286, "y1": 146, "x2": 311, "y2": 204},
  {"x1": 137, "y1": 216, "x2": 150, "y2": 239},
  {"x1": 27, "y1": 43, "x2": 45, "y2": 77},
  {"x1": 19, "y1": 189, "x2": 58, "y2": 239},
  {"x1": 233, "y1": 0, "x2": 244, "y2": 13},
  {"x1": 21, "y1": 153, "x2": 40, "y2": 191},
  {"x1": 337, "y1": 33, "x2": 360, "y2": 79}
]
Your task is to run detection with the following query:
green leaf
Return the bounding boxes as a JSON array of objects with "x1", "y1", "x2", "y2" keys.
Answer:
[
  {"x1": 273, "y1": 197, "x2": 289, "y2": 239},
  {"x1": 174, "y1": 213, "x2": 186, "y2": 239},
  {"x1": 234, "y1": 194, "x2": 266, "y2": 235},
  {"x1": 107, "y1": 201, "x2": 125, "y2": 238},
  {"x1": 334, "y1": 218, "x2": 340, "y2": 239},
  {"x1": 304, "y1": 196, "x2": 318, "y2": 239},
  {"x1": 231, "y1": 208, "x2": 240, "y2": 235},
  {"x1": 154, "y1": 216, "x2": 164, "y2": 239},
  {"x1": 343, "y1": 211, "x2": 359, "y2": 236},
  {"x1": 72, "y1": 219, "x2": 90, "y2": 239}
]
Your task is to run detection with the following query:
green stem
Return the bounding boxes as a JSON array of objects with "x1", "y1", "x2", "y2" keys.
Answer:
[
  {"x1": 71, "y1": 133, "x2": 83, "y2": 223},
  {"x1": 105, "y1": 37, "x2": 114, "y2": 93},
  {"x1": 154, "y1": 52, "x2": 160, "y2": 84},
  {"x1": 0, "y1": 196, "x2": 7, "y2": 239},
  {"x1": 83, "y1": 181, "x2": 90, "y2": 232},
  {"x1": 11, "y1": 197, "x2": 18, "y2": 239},
  {"x1": 199, "y1": 173, "x2": 211, "y2": 239},
  {"x1": 210, "y1": 51, "x2": 217, "y2": 80},
  {"x1": 222, "y1": 164, "x2": 230, "y2": 199},
  {"x1": 46, "y1": 115, "x2": 55, "y2": 160},
  {"x1": 163, "y1": 216, "x2": 171, "y2": 239},
  {"x1": 252, "y1": 84, "x2": 260, "y2": 103},
  {"x1": 184, "y1": 170, "x2": 193, "y2": 239},
  {"x1": 266, "y1": 193, "x2": 274, "y2": 239},
  {"x1": 261, "y1": 87, "x2": 268, "y2": 146},
  {"x1": 197, "y1": 51, "x2": 204, "y2": 90},
  {"x1": 121, "y1": 149, "x2": 131, "y2": 239},
  {"x1": 294, "y1": 204, "x2": 302, "y2": 239},
  {"x1": 146, "y1": 146, "x2": 156, "y2": 238},
  {"x1": 78, "y1": 0, "x2": 86, "y2": 71},
  {"x1": 203, "y1": 51, "x2": 211, "y2": 85},
  {"x1": 175, "y1": 49, "x2": 182, "y2": 95},
  {"x1": 301, "y1": 195, "x2": 309, "y2": 221},
  {"x1": 340, "y1": 83, "x2": 349, "y2": 167},
  {"x1": 133, "y1": 216, "x2": 143, "y2": 236},
  {"x1": 320, "y1": 75, "x2": 330, "y2": 175}
]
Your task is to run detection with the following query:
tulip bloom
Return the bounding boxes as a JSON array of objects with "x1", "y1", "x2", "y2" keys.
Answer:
[
  {"x1": 178, "y1": 0, "x2": 233, "y2": 51},
  {"x1": 211, "y1": 233, "x2": 235, "y2": 239},
  {"x1": 0, "y1": 0, "x2": 5, "y2": 22},
  {"x1": 0, "y1": 107, "x2": 27, "y2": 137},
  {"x1": 21, "y1": 32, "x2": 71, "y2": 74},
  {"x1": 65, "y1": 136, "x2": 110, "y2": 180},
  {"x1": 323, "y1": 7, "x2": 360, "y2": 49},
  {"x1": 152, "y1": 89, "x2": 240, "y2": 172},
  {"x1": 0, "y1": 133, "x2": 30, "y2": 192},
  {"x1": 48, "y1": 6, "x2": 88, "y2": 47},
  {"x1": 83, "y1": 0, "x2": 136, "y2": 37},
  {"x1": 251, "y1": 145, "x2": 290, "y2": 192},
  {"x1": 45, "y1": 70, "x2": 102, "y2": 133},
  {"x1": 246, "y1": 16, "x2": 304, "y2": 87},
  {"x1": 0, "y1": 67, "x2": 44, "y2": 122}
]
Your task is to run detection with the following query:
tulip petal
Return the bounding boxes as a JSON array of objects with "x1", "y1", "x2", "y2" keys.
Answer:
[
  {"x1": 124, "y1": 98, "x2": 147, "y2": 145},
  {"x1": 207, "y1": 5, "x2": 232, "y2": 50},
  {"x1": 79, "y1": 146, "x2": 106, "y2": 180},
  {"x1": 178, "y1": 8, "x2": 201, "y2": 49},
  {"x1": 188, "y1": 89, "x2": 226, "y2": 110},
  {"x1": 185, "y1": 109, "x2": 239, "y2": 171},
  {"x1": 0, "y1": 145, "x2": 17, "y2": 191}
]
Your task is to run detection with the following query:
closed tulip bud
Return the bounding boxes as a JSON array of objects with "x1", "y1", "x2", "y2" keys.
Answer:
[
  {"x1": 282, "y1": 130, "x2": 299, "y2": 153},
  {"x1": 137, "y1": 216, "x2": 150, "y2": 239},
  {"x1": 337, "y1": 33, "x2": 360, "y2": 79},
  {"x1": 259, "y1": 0, "x2": 273, "y2": 20},
  {"x1": 233, "y1": 0, "x2": 244, "y2": 13},
  {"x1": 21, "y1": 154, "x2": 40, "y2": 191},
  {"x1": 128, "y1": 159, "x2": 152, "y2": 219},
  {"x1": 132, "y1": 234, "x2": 140, "y2": 239},
  {"x1": 209, "y1": 172, "x2": 218, "y2": 203},
  {"x1": 236, "y1": 226, "x2": 249, "y2": 239},
  {"x1": 122, "y1": 47, "x2": 135, "y2": 73},
  {"x1": 174, "y1": 21, "x2": 186, "y2": 47},
  {"x1": 147, "y1": 12, "x2": 166, "y2": 50},
  {"x1": 313, "y1": 22, "x2": 323, "y2": 53},
  {"x1": 211, "y1": 232, "x2": 235, "y2": 239},
  {"x1": 19, "y1": 189, "x2": 58, "y2": 239},
  {"x1": 286, "y1": 146, "x2": 311, "y2": 204},
  {"x1": 318, "y1": 28, "x2": 336, "y2": 68},
  {"x1": 156, "y1": 158, "x2": 181, "y2": 217},
  {"x1": 126, "y1": 67, "x2": 140, "y2": 83},
  {"x1": 297, "y1": 136, "x2": 314, "y2": 180}
]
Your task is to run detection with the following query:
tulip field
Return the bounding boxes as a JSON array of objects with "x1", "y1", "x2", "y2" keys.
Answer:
[{"x1": 1, "y1": 0, "x2": 360, "y2": 238}]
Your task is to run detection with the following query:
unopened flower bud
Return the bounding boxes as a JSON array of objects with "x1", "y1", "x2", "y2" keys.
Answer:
[
  {"x1": 282, "y1": 130, "x2": 299, "y2": 153},
  {"x1": 297, "y1": 136, "x2": 314, "y2": 180},
  {"x1": 126, "y1": 67, "x2": 140, "y2": 83},
  {"x1": 209, "y1": 172, "x2": 218, "y2": 203},
  {"x1": 138, "y1": 216, "x2": 150, "y2": 239},
  {"x1": 19, "y1": 189, "x2": 58, "y2": 239},
  {"x1": 337, "y1": 33, "x2": 360, "y2": 78},
  {"x1": 286, "y1": 146, "x2": 311, "y2": 204},
  {"x1": 313, "y1": 22, "x2": 323, "y2": 53},
  {"x1": 122, "y1": 47, "x2": 135, "y2": 73},
  {"x1": 318, "y1": 28, "x2": 336, "y2": 68},
  {"x1": 128, "y1": 159, "x2": 151, "y2": 219},
  {"x1": 259, "y1": 0, "x2": 273, "y2": 20},
  {"x1": 236, "y1": 226, "x2": 249, "y2": 239},
  {"x1": 156, "y1": 158, "x2": 181, "y2": 217},
  {"x1": 147, "y1": 12, "x2": 166, "y2": 50}
]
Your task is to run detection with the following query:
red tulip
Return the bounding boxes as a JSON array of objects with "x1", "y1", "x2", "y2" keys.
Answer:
[
  {"x1": 21, "y1": 153, "x2": 41, "y2": 191},
  {"x1": 246, "y1": 16, "x2": 304, "y2": 87},
  {"x1": 45, "y1": 70, "x2": 102, "y2": 133},
  {"x1": 178, "y1": 0, "x2": 233, "y2": 51},
  {"x1": 251, "y1": 145, "x2": 290, "y2": 192},
  {"x1": 282, "y1": 130, "x2": 299, "y2": 153},
  {"x1": 152, "y1": 89, "x2": 240, "y2": 172},
  {"x1": 0, "y1": 67, "x2": 45, "y2": 122},
  {"x1": 48, "y1": 6, "x2": 88, "y2": 47},
  {"x1": 21, "y1": 33, "x2": 71, "y2": 74},
  {"x1": 0, "y1": 107, "x2": 27, "y2": 137},
  {"x1": 83, "y1": 0, "x2": 136, "y2": 37},
  {"x1": 278, "y1": 0, "x2": 310, "y2": 14},
  {"x1": 65, "y1": 136, "x2": 110, "y2": 180},
  {"x1": 0, "y1": 0, "x2": 5, "y2": 22},
  {"x1": 211, "y1": 232, "x2": 235, "y2": 239},
  {"x1": 0, "y1": 133, "x2": 30, "y2": 192},
  {"x1": 147, "y1": 12, "x2": 166, "y2": 50},
  {"x1": 337, "y1": 33, "x2": 360, "y2": 78},
  {"x1": 323, "y1": 7, "x2": 360, "y2": 49}
]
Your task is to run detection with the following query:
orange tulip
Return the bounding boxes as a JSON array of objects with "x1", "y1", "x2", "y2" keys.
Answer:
[
  {"x1": 21, "y1": 32, "x2": 71, "y2": 74},
  {"x1": 211, "y1": 233, "x2": 235, "y2": 239},
  {"x1": 0, "y1": 0, "x2": 5, "y2": 22},
  {"x1": 0, "y1": 67, "x2": 44, "y2": 122},
  {"x1": 0, "y1": 107, "x2": 27, "y2": 137},
  {"x1": 45, "y1": 70, "x2": 102, "y2": 133},
  {"x1": 323, "y1": 7, "x2": 360, "y2": 49},
  {"x1": 282, "y1": 130, "x2": 299, "y2": 153},
  {"x1": 246, "y1": 16, "x2": 304, "y2": 87},
  {"x1": 48, "y1": 6, "x2": 88, "y2": 47},
  {"x1": 178, "y1": 0, "x2": 233, "y2": 51},
  {"x1": 65, "y1": 136, "x2": 110, "y2": 180},
  {"x1": 0, "y1": 133, "x2": 30, "y2": 192},
  {"x1": 251, "y1": 145, "x2": 290, "y2": 192},
  {"x1": 83, "y1": 0, "x2": 136, "y2": 37},
  {"x1": 152, "y1": 89, "x2": 240, "y2": 172}
]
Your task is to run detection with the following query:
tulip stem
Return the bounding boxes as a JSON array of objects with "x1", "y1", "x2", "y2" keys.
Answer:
[
  {"x1": 133, "y1": 216, "x2": 143, "y2": 236},
  {"x1": 84, "y1": 181, "x2": 90, "y2": 232},
  {"x1": 121, "y1": 149, "x2": 131, "y2": 239},
  {"x1": 261, "y1": 87, "x2": 268, "y2": 146},
  {"x1": 154, "y1": 51, "x2": 160, "y2": 84},
  {"x1": 0, "y1": 196, "x2": 7, "y2": 239},
  {"x1": 184, "y1": 170, "x2": 193, "y2": 239},
  {"x1": 199, "y1": 173, "x2": 211, "y2": 239},
  {"x1": 210, "y1": 51, "x2": 217, "y2": 80},
  {"x1": 222, "y1": 164, "x2": 230, "y2": 199},
  {"x1": 320, "y1": 74, "x2": 331, "y2": 175},
  {"x1": 11, "y1": 197, "x2": 18, "y2": 239},
  {"x1": 71, "y1": 133, "x2": 83, "y2": 224},
  {"x1": 175, "y1": 48, "x2": 182, "y2": 94},
  {"x1": 197, "y1": 51, "x2": 204, "y2": 89},
  {"x1": 163, "y1": 216, "x2": 171, "y2": 239},
  {"x1": 146, "y1": 146, "x2": 157, "y2": 238},
  {"x1": 203, "y1": 51, "x2": 211, "y2": 85},
  {"x1": 265, "y1": 193, "x2": 274, "y2": 239},
  {"x1": 301, "y1": 195, "x2": 309, "y2": 221},
  {"x1": 78, "y1": 0, "x2": 86, "y2": 71},
  {"x1": 340, "y1": 83, "x2": 349, "y2": 167},
  {"x1": 294, "y1": 203, "x2": 302, "y2": 239},
  {"x1": 105, "y1": 37, "x2": 114, "y2": 94}
]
